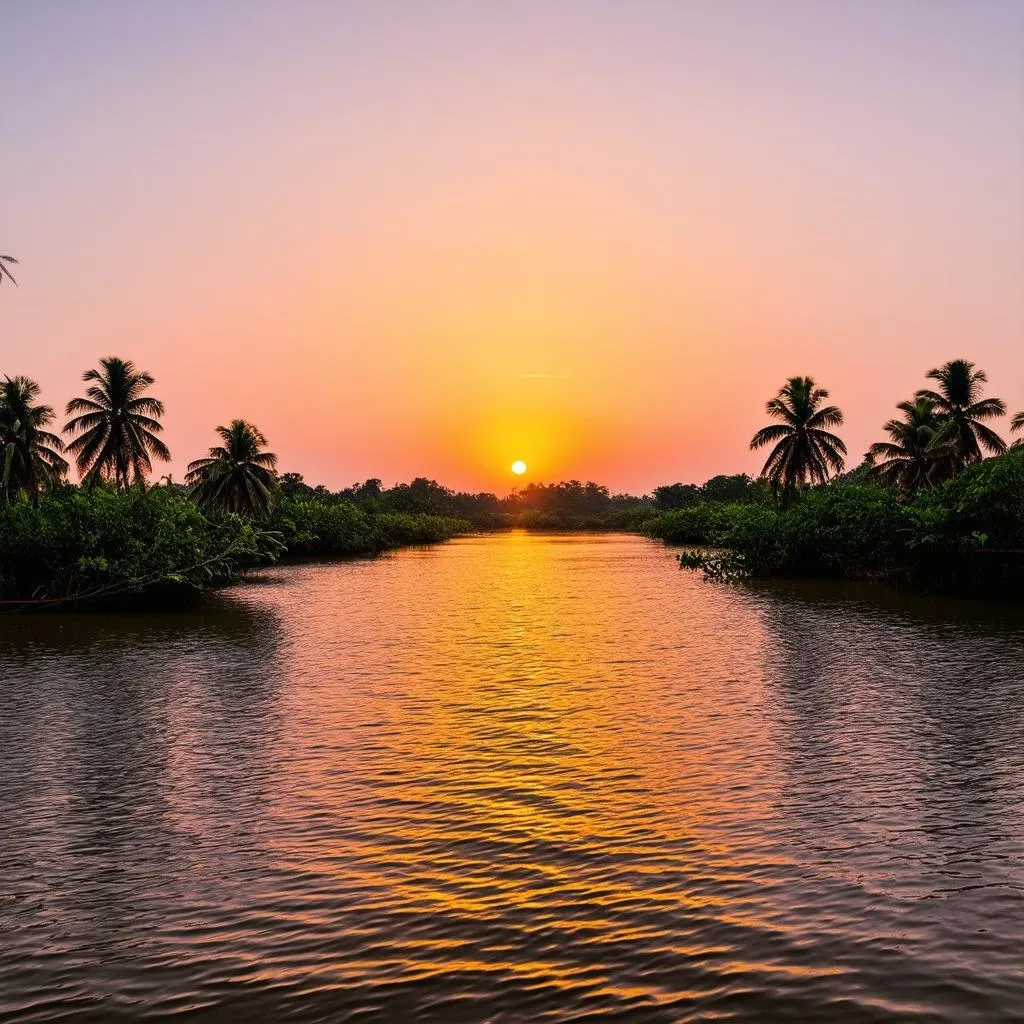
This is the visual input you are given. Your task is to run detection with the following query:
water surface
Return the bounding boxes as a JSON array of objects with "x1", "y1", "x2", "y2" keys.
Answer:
[{"x1": 2, "y1": 532, "x2": 1023, "y2": 1022}]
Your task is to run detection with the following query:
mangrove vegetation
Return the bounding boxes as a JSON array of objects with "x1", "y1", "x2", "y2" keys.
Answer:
[
  {"x1": 0, "y1": 355, "x2": 476, "y2": 608},
  {"x1": 653, "y1": 360, "x2": 1024, "y2": 596}
]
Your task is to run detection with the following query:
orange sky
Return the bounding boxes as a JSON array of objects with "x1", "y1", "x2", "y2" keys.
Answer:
[{"x1": 2, "y1": 2, "x2": 1022, "y2": 493}]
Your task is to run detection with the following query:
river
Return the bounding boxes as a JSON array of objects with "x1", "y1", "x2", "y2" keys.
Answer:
[{"x1": 2, "y1": 532, "x2": 1023, "y2": 1022}]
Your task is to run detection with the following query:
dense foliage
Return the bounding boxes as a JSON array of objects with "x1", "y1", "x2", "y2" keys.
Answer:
[
  {"x1": 648, "y1": 451, "x2": 1024, "y2": 594},
  {"x1": 653, "y1": 474, "x2": 767, "y2": 510},
  {"x1": 271, "y1": 497, "x2": 470, "y2": 557},
  {"x1": 0, "y1": 485, "x2": 474, "y2": 607},
  {"x1": 278, "y1": 473, "x2": 654, "y2": 531},
  {"x1": 0, "y1": 486, "x2": 279, "y2": 607}
]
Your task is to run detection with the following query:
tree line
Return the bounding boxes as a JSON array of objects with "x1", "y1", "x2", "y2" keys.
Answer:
[
  {"x1": 3, "y1": 253, "x2": 1021, "y2": 519},
  {"x1": 645, "y1": 360, "x2": 1024, "y2": 594},
  {"x1": 751, "y1": 360, "x2": 1023, "y2": 495},
  {"x1": 5, "y1": 356, "x2": 1022, "y2": 521},
  {"x1": 5, "y1": 250, "x2": 1022, "y2": 601},
  {"x1": 0, "y1": 357, "x2": 278, "y2": 516}
]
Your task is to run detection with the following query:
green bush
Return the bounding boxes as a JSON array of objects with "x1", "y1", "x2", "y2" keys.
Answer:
[
  {"x1": 931, "y1": 450, "x2": 1024, "y2": 550},
  {"x1": 0, "y1": 486, "x2": 279, "y2": 605},
  {"x1": 0, "y1": 488, "x2": 473, "y2": 608},
  {"x1": 643, "y1": 502, "x2": 741, "y2": 545},
  {"x1": 271, "y1": 497, "x2": 470, "y2": 556},
  {"x1": 773, "y1": 485, "x2": 904, "y2": 578},
  {"x1": 653, "y1": 454, "x2": 1024, "y2": 594}
]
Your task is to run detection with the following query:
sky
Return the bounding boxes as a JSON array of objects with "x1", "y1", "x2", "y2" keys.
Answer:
[{"x1": 2, "y1": 0, "x2": 1022, "y2": 494}]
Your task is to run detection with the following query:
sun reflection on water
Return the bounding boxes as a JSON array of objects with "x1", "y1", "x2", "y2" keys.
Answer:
[{"x1": 2, "y1": 533, "x2": 1024, "y2": 1021}]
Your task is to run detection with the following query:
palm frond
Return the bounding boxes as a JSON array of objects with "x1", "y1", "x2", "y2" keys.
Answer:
[
  {"x1": 967, "y1": 397, "x2": 1007, "y2": 420},
  {"x1": 807, "y1": 405, "x2": 844, "y2": 430},
  {"x1": 750, "y1": 424, "x2": 792, "y2": 449},
  {"x1": 0, "y1": 254, "x2": 18, "y2": 286},
  {"x1": 973, "y1": 422, "x2": 1007, "y2": 456}
]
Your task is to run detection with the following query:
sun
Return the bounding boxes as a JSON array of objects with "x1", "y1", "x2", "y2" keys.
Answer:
[{"x1": 511, "y1": 460, "x2": 527, "y2": 475}]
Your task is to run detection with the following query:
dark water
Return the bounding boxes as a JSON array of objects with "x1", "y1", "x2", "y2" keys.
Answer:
[{"x1": 2, "y1": 532, "x2": 1023, "y2": 1022}]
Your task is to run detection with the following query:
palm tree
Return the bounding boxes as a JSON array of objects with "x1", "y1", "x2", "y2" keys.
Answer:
[
  {"x1": 751, "y1": 376, "x2": 846, "y2": 494},
  {"x1": 186, "y1": 420, "x2": 278, "y2": 518},
  {"x1": 867, "y1": 398, "x2": 955, "y2": 491},
  {"x1": 64, "y1": 357, "x2": 170, "y2": 488},
  {"x1": 0, "y1": 254, "x2": 17, "y2": 287},
  {"x1": 0, "y1": 376, "x2": 68, "y2": 502},
  {"x1": 915, "y1": 359, "x2": 1005, "y2": 468}
]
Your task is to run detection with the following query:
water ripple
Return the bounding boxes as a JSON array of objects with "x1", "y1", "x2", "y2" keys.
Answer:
[{"x1": 1, "y1": 533, "x2": 1023, "y2": 1021}]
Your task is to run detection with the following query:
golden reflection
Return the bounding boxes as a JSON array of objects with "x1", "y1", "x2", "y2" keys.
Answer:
[
  {"x1": 262, "y1": 531, "x2": 778, "y2": 925},
  {"x1": 6, "y1": 533, "x2": 1021, "y2": 1018}
]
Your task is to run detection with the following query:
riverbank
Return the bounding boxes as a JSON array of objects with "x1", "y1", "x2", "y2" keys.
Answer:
[
  {"x1": 645, "y1": 450, "x2": 1024, "y2": 597},
  {"x1": 0, "y1": 483, "x2": 663, "y2": 611},
  {"x1": 5, "y1": 450, "x2": 1023, "y2": 609},
  {"x1": 0, "y1": 487, "x2": 472, "y2": 610}
]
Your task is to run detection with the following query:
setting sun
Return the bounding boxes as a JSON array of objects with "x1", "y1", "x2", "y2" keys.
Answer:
[{"x1": 511, "y1": 460, "x2": 527, "y2": 475}]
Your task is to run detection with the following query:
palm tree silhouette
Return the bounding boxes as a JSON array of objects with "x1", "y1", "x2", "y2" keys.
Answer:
[
  {"x1": 867, "y1": 398, "x2": 954, "y2": 491},
  {"x1": 64, "y1": 357, "x2": 170, "y2": 488},
  {"x1": 751, "y1": 376, "x2": 846, "y2": 495},
  {"x1": 915, "y1": 359, "x2": 1006, "y2": 468},
  {"x1": 0, "y1": 254, "x2": 17, "y2": 287},
  {"x1": 0, "y1": 376, "x2": 67, "y2": 503},
  {"x1": 186, "y1": 420, "x2": 278, "y2": 518}
]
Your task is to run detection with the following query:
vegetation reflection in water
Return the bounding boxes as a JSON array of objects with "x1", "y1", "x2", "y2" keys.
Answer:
[{"x1": 2, "y1": 532, "x2": 1023, "y2": 1022}]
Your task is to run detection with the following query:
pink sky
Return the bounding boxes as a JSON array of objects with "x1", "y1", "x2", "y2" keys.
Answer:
[{"x1": 2, "y1": 1, "x2": 1022, "y2": 493}]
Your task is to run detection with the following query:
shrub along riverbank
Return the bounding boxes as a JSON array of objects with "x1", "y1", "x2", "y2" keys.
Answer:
[
  {"x1": 644, "y1": 451, "x2": 1024, "y2": 596},
  {"x1": 270, "y1": 496, "x2": 470, "y2": 557},
  {"x1": 4, "y1": 459, "x2": 1023, "y2": 608},
  {"x1": 278, "y1": 475, "x2": 660, "y2": 532},
  {"x1": 0, "y1": 486, "x2": 470, "y2": 609}
]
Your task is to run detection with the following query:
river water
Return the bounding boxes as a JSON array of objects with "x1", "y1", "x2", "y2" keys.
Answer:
[{"x1": 2, "y1": 532, "x2": 1023, "y2": 1022}]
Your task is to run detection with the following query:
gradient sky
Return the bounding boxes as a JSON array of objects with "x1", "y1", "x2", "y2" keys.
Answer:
[{"x1": 2, "y1": 1, "x2": 1022, "y2": 493}]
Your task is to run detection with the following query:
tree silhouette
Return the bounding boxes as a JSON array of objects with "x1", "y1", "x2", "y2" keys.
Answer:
[
  {"x1": 64, "y1": 357, "x2": 170, "y2": 488},
  {"x1": 916, "y1": 359, "x2": 1006, "y2": 468},
  {"x1": 750, "y1": 376, "x2": 846, "y2": 494},
  {"x1": 867, "y1": 398, "x2": 954, "y2": 491},
  {"x1": 1011, "y1": 411, "x2": 1024, "y2": 451},
  {"x1": 0, "y1": 376, "x2": 67, "y2": 503},
  {"x1": 186, "y1": 420, "x2": 278, "y2": 518}
]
